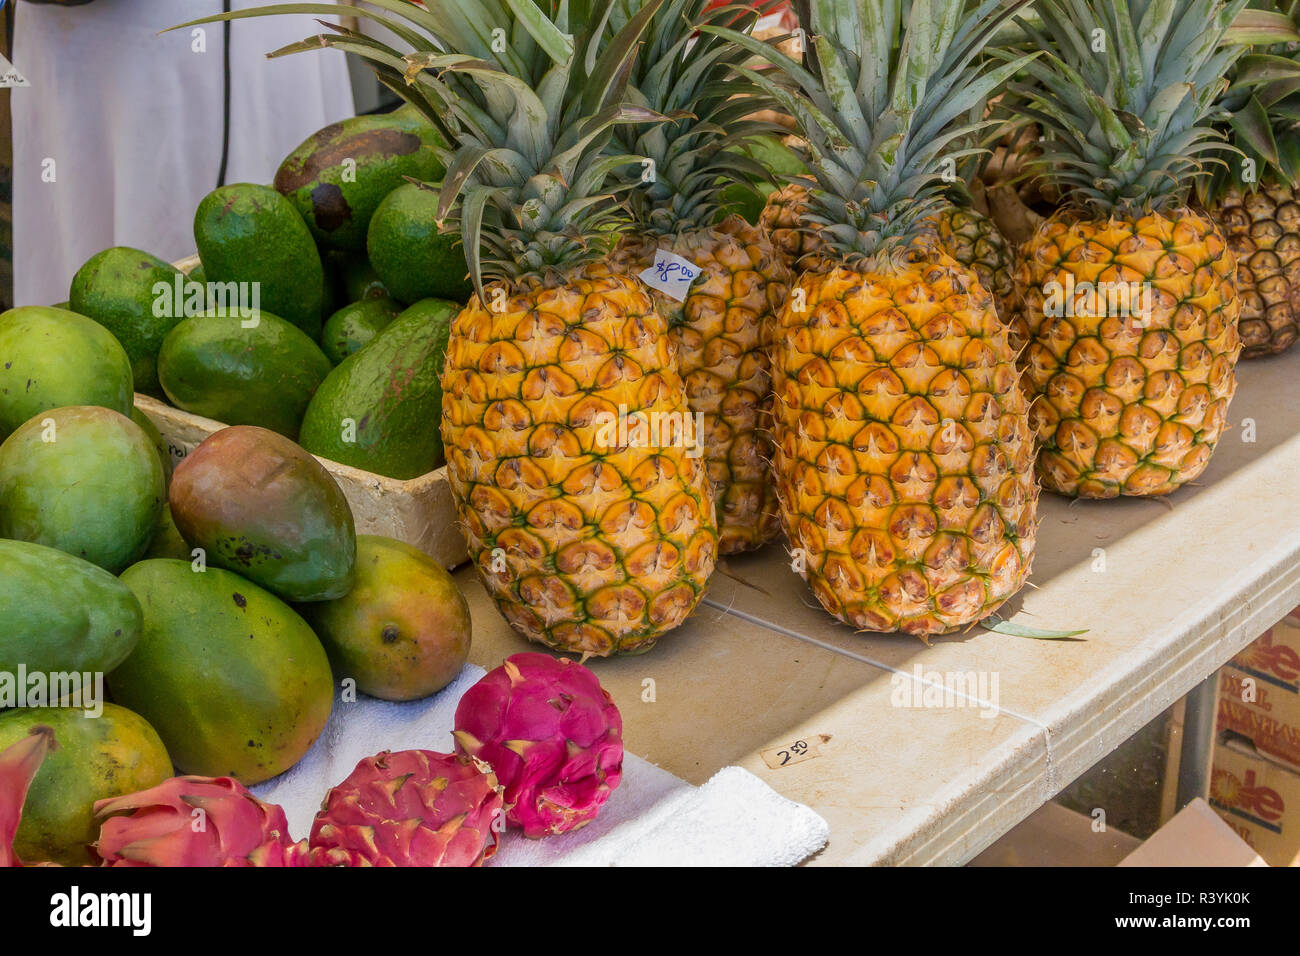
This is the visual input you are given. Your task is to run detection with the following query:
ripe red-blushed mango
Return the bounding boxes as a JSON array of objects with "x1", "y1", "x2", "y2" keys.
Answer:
[{"x1": 168, "y1": 425, "x2": 356, "y2": 602}]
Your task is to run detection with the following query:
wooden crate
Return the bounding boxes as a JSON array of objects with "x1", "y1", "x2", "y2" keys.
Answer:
[{"x1": 145, "y1": 256, "x2": 468, "y2": 569}]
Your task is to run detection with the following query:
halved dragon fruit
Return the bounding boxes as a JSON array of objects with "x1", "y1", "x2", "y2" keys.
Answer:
[{"x1": 454, "y1": 653, "x2": 623, "y2": 838}]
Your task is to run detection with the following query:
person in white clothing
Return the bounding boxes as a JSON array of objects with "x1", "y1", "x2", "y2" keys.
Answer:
[{"x1": 12, "y1": 0, "x2": 355, "y2": 306}]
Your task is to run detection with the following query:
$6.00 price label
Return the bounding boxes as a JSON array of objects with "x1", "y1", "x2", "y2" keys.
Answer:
[{"x1": 759, "y1": 733, "x2": 832, "y2": 770}]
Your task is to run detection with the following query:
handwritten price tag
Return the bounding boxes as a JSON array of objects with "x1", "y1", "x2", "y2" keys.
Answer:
[
  {"x1": 0, "y1": 53, "x2": 28, "y2": 89},
  {"x1": 759, "y1": 733, "x2": 832, "y2": 770},
  {"x1": 638, "y1": 249, "x2": 704, "y2": 302}
]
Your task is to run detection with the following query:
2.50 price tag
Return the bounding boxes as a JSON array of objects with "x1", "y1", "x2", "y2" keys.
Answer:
[{"x1": 760, "y1": 733, "x2": 832, "y2": 770}]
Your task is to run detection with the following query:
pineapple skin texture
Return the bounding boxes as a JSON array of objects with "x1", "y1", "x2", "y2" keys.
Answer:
[
  {"x1": 606, "y1": 215, "x2": 789, "y2": 554},
  {"x1": 761, "y1": 183, "x2": 825, "y2": 275},
  {"x1": 762, "y1": 183, "x2": 1019, "y2": 336},
  {"x1": 440, "y1": 270, "x2": 718, "y2": 656},
  {"x1": 1015, "y1": 210, "x2": 1242, "y2": 499},
  {"x1": 1211, "y1": 180, "x2": 1300, "y2": 358},
  {"x1": 934, "y1": 205, "x2": 1020, "y2": 346},
  {"x1": 769, "y1": 250, "x2": 1038, "y2": 637}
]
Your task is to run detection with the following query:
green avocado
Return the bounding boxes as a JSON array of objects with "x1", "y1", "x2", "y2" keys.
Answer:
[
  {"x1": 0, "y1": 306, "x2": 134, "y2": 438},
  {"x1": 320, "y1": 295, "x2": 403, "y2": 364},
  {"x1": 298, "y1": 298, "x2": 457, "y2": 480},
  {"x1": 274, "y1": 111, "x2": 447, "y2": 252},
  {"x1": 193, "y1": 183, "x2": 325, "y2": 337},
  {"x1": 68, "y1": 246, "x2": 189, "y2": 397},
  {"x1": 338, "y1": 254, "x2": 390, "y2": 302},
  {"x1": 157, "y1": 308, "x2": 332, "y2": 439},
  {"x1": 367, "y1": 183, "x2": 473, "y2": 303}
]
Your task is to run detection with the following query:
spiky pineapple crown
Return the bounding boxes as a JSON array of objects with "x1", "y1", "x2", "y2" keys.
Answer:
[
  {"x1": 1200, "y1": 1, "x2": 1300, "y2": 199},
  {"x1": 712, "y1": 0, "x2": 1034, "y2": 263},
  {"x1": 604, "y1": 0, "x2": 784, "y2": 234},
  {"x1": 1007, "y1": 0, "x2": 1250, "y2": 218},
  {"x1": 174, "y1": 0, "x2": 670, "y2": 292}
]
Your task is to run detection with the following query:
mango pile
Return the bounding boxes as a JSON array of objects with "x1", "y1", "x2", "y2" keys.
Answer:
[{"x1": 0, "y1": 106, "x2": 477, "y2": 866}]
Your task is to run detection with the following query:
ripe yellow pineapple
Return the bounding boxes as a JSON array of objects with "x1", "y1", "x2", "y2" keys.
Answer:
[
  {"x1": 1011, "y1": 0, "x2": 1249, "y2": 498},
  {"x1": 1199, "y1": 21, "x2": 1300, "y2": 359},
  {"x1": 429, "y1": 2, "x2": 717, "y2": 655},
  {"x1": 244, "y1": 0, "x2": 722, "y2": 654},
  {"x1": 726, "y1": 0, "x2": 1039, "y2": 637},
  {"x1": 1215, "y1": 183, "x2": 1300, "y2": 357},
  {"x1": 597, "y1": 0, "x2": 789, "y2": 554},
  {"x1": 761, "y1": 180, "x2": 1020, "y2": 336},
  {"x1": 760, "y1": 181, "x2": 825, "y2": 275}
]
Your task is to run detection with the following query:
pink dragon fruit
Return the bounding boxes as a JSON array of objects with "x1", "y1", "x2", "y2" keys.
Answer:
[
  {"x1": 0, "y1": 727, "x2": 55, "y2": 867},
  {"x1": 453, "y1": 653, "x2": 623, "y2": 838},
  {"x1": 308, "y1": 750, "x2": 503, "y2": 867},
  {"x1": 94, "y1": 776, "x2": 308, "y2": 867}
]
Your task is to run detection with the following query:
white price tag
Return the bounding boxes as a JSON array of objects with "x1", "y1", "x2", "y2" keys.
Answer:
[
  {"x1": 0, "y1": 55, "x2": 29, "y2": 89},
  {"x1": 638, "y1": 249, "x2": 704, "y2": 302}
]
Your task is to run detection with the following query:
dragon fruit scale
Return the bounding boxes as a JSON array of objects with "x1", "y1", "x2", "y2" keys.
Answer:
[
  {"x1": 308, "y1": 750, "x2": 504, "y2": 867},
  {"x1": 94, "y1": 776, "x2": 308, "y2": 867},
  {"x1": 453, "y1": 653, "x2": 623, "y2": 838}
]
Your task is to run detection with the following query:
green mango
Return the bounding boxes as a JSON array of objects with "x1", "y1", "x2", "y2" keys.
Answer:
[
  {"x1": 298, "y1": 298, "x2": 457, "y2": 480},
  {"x1": 0, "y1": 539, "x2": 142, "y2": 676},
  {"x1": 274, "y1": 111, "x2": 446, "y2": 252},
  {"x1": 68, "y1": 246, "x2": 188, "y2": 397},
  {"x1": 168, "y1": 425, "x2": 356, "y2": 602},
  {"x1": 0, "y1": 706, "x2": 172, "y2": 866},
  {"x1": 0, "y1": 406, "x2": 165, "y2": 573},
  {"x1": 299, "y1": 536, "x2": 470, "y2": 702},
  {"x1": 157, "y1": 308, "x2": 332, "y2": 439},
  {"x1": 111, "y1": 560, "x2": 333, "y2": 784},
  {"x1": 320, "y1": 295, "x2": 402, "y2": 364},
  {"x1": 193, "y1": 183, "x2": 325, "y2": 337},
  {"x1": 0, "y1": 306, "x2": 133, "y2": 439},
  {"x1": 367, "y1": 183, "x2": 473, "y2": 303}
]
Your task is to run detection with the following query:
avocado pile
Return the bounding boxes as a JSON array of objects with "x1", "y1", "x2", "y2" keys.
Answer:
[
  {"x1": 0, "y1": 105, "x2": 480, "y2": 866},
  {"x1": 64, "y1": 103, "x2": 469, "y2": 480}
]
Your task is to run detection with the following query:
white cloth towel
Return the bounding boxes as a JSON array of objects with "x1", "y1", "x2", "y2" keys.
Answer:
[{"x1": 253, "y1": 665, "x2": 829, "y2": 867}]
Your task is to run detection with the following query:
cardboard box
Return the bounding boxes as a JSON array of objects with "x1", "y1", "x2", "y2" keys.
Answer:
[
  {"x1": 143, "y1": 255, "x2": 468, "y2": 570},
  {"x1": 1120, "y1": 798, "x2": 1266, "y2": 867},
  {"x1": 1209, "y1": 740, "x2": 1300, "y2": 866},
  {"x1": 968, "y1": 802, "x2": 1142, "y2": 867},
  {"x1": 1218, "y1": 606, "x2": 1300, "y2": 770}
]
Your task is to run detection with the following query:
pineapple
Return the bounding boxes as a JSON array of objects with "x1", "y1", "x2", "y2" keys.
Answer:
[
  {"x1": 761, "y1": 178, "x2": 1020, "y2": 332},
  {"x1": 194, "y1": 0, "x2": 721, "y2": 655},
  {"x1": 1009, "y1": 0, "x2": 1249, "y2": 498},
  {"x1": 597, "y1": 0, "x2": 790, "y2": 554},
  {"x1": 722, "y1": 0, "x2": 1040, "y2": 637},
  {"x1": 1213, "y1": 184, "x2": 1300, "y2": 356},
  {"x1": 761, "y1": 180, "x2": 825, "y2": 274},
  {"x1": 1200, "y1": 5, "x2": 1300, "y2": 358}
]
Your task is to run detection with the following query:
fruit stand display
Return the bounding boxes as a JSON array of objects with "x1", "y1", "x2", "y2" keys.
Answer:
[{"x1": 4, "y1": 0, "x2": 1300, "y2": 871}]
